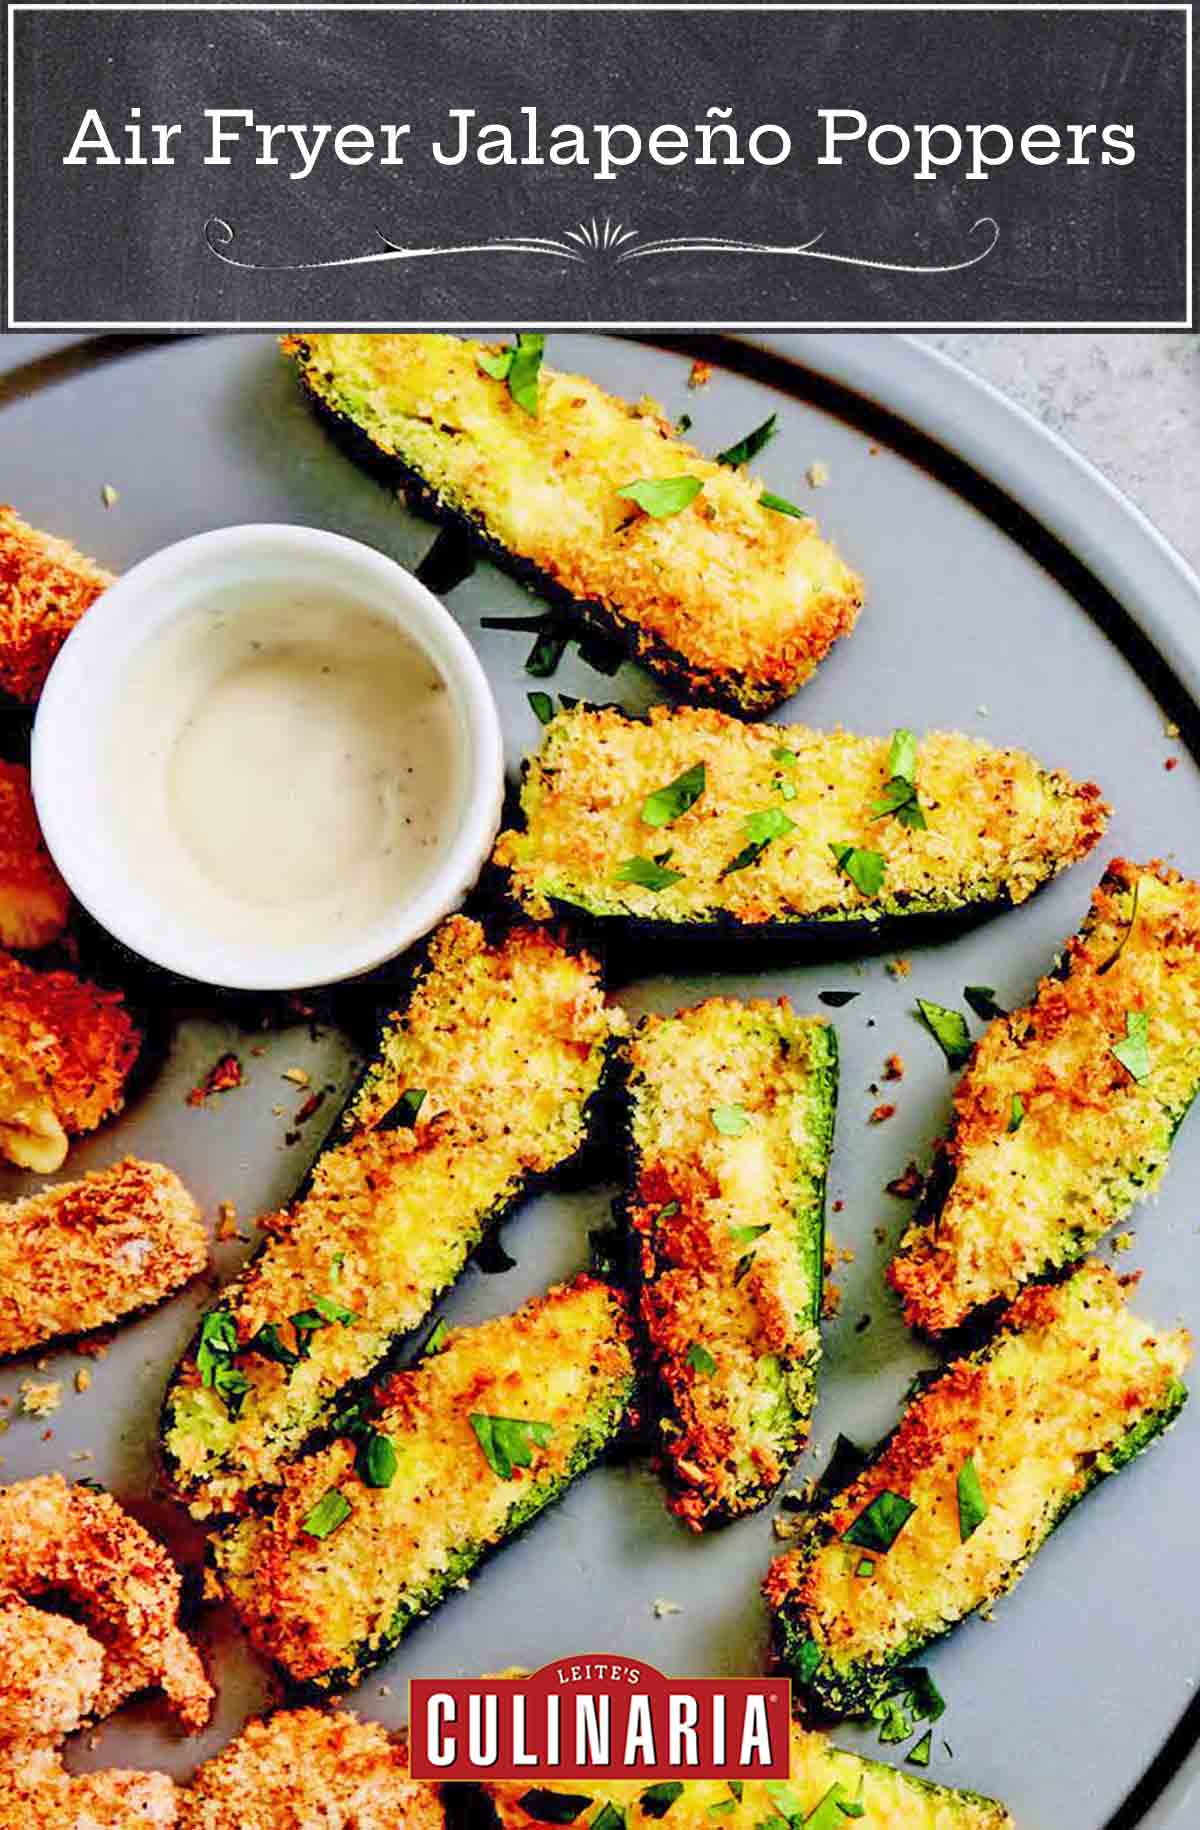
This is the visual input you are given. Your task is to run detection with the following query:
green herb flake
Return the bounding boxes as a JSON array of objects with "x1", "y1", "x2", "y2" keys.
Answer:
[
  {"x1": 617, "y1": 476, "x2": 704, "y2": 519},
  {"x1": 843, "y1": 1489, "x2": 917, "y2": 1552},
  {"x1": 869, "y1": 729, "x2": 927, "y2": 830},
  {"x1": 733, "y1": 1252, "x2": 755, "y2": 1286},
  {"x1": 614, "y1": 855, "x2": 685, "y2": 891},
  {"x1": 728, "y1": 1784, "x2": 744, "y2": 1804},
  {"x1": 707, "y1": 1805, "x2": 735, "y2": 1819},
  {"x1": 507, "y1": 333, "x2": 545, "y2": 416},
  {"x1": 476, "y1": 348, "x2": 514, "y2": 381},
  {"x1": 818, "y1": 989, "x2": 860, "y2": 1008},
  {"x1": 642, "y1": 762, "x2": 707, "y2": 828},
  {"x1": 721, "y1": 805, "x2": 797, "y2": 877},
  {"x1": 213, "y1": 1362, "x2": 252, "y2": 1420},
  {"x1": 470, "y1": 1413, "x2": 554, "y2": 1481},
  {"x1": 356, "y1": 1429, "x2": 399, "y2": 1490},
  {"x1": 526, "y1": 628, "x2": 569, "y2": 678},
  {"x1": 964, "y1": 985, "x2": 1007, "y2": 1022},
  {"x1": 761, "y1": 490, "x2": 809, "y2": 520},
  {"x1": 764, "y1": 1783, "x2": 804, "y2": 1822},
  {"x1": 423, "y1": 1317, "x2": 449, "y2": 1356},
  {"x1": 302, "y1": 1488, "x2": 352, "y2": 1540},
  {"x1": 717, "y1": 413, "x2": 778, "y2": 468},
  {"x1": 711, "y1": 1104, "x2": 750, "y2": 1137},
  {"x1": 195, "y1": 1309, "x2": 237, "y2": 1387},
  {"x1": 916, "y1": 999, "x2": 973, "y2": 1070},
  {"x1": 837, "y1": 1783, "x2": 866, "y2": 1820},
  {"x1": 592, "y1": 1805, "x2": 626, "y2": 1830},
  {"x1": 872, "y1": 1696, "x2": 912, "y2": 1746},
  {"x1": 896, "y1": 1667, "x2": 946, "y2": 1724},
  {"x1": 518, "y1": 1792, "x2": 594, "y2": 1826},
  {"x1": 957, "y1": 1454, "x2": 989, "y2": 1541},
  {"x1": 393, "y1": 1088, "x2": 427, "y2": 1127},
  {"x1": 803, "y1": 1785, "x2": 852, "y2": 1830},
  {"x1": 1008, "y1": 1094, "x2": 1025, "y2": 1134},
  {"x1": 675, "y1": 413, "x2": 692, "y2": 435},
  {"x1": 313, "y1": 1294, "x2": 356, "y2": 1326},
  {"x1": 656, "y1": 1200, "x2": 681, "y2": 1223},
  {"x1": 830, "y1": 844, "x2": 887, "y2": 899},
  {"x1": 907, "y1": 1730, "x2": 933, "y2": 1769},
  {"x1": 528, "y1": 691, "x2": 556, "y2": 726},
  {"x1": 855, "y1": 1557, "x2": 875, "y2": 1579},
  {"x1": 794, "y1": 1637, "x2": 822, "y2": 1684},
  {"x1": 687, "y1": 1341, "x2": 717, "y2": 1377},
  {"x1": 639, "y1": 1783, "x2": 684, "y2": 1819},
  {"x1": 772, "y1": 746, "x2": 798, "y2": 766},
  {"x1": 729, "y1": 1222, "x2": 771, "y2": 1246},
  {"x1": 1112, "y1": 1009, "x2": 1152, "y2": 1083},
  {"x1": 247, "y1": 1323, "x2": 299, "y2": 1368}
]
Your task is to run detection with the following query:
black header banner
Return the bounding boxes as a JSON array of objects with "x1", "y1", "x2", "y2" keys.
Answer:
[{"x1": 5, "y1": 4, "x2": 1192, "y2": 328}]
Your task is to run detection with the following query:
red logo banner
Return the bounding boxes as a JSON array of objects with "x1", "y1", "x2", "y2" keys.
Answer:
[{"x1": 409, "y1": 1656, "x2": 791, "y2": 1781}]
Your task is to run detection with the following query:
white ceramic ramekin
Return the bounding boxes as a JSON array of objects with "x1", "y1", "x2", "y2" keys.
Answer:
[{"x1": 31, "y1": 525, "x2": 505, "y2": 990}]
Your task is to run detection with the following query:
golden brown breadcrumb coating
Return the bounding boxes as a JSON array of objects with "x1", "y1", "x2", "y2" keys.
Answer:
[
  {"x1": 179, "y1": 1709, "x2": 444, "y2": 1829},
  {"x1": 0, "y1": 1158, "x2": 207, "y2": 1357},
  {"x1": 0, "y1": 1475, "x2": 212, "y2": 1731},
  {"x1": 0, "y1": 951, "x2": 140, "y2": 1172},
  {"x1": 0, "y1": 1746, "x2": 179, "y2": 1828},
  {"x1": 0, "y1": 1593, "x2": 104, "y2": 1744},
  {"x1": 0, "y1": 506, "x2": 114, "y2": 706},
  {"x1": 0, "y1": 762, "x2": 70, "y2": 950}
]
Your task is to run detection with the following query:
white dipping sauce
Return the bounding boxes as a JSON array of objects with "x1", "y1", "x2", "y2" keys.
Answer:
[{"x1": 112, "y1": 593, "x2": 463, "y2": 952}]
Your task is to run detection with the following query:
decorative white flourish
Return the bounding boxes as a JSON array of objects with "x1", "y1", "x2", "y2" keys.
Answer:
[{"x1": 203, "y1": 213, "x2": 999, "y2": 278}]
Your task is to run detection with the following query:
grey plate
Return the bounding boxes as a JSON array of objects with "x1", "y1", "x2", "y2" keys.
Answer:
[{"x1": 1, "y1": 332, "x2": 1198, "y2": 1830}]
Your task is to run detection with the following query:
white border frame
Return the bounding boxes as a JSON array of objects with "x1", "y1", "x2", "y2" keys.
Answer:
[{"x1": 5, "y1": 2, "x2": 1194, "y2": 331}]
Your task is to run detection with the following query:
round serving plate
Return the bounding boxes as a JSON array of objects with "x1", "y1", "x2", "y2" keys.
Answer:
[{"x1": 0, "y1": 330, "x2": 1197, "y2": 1830}]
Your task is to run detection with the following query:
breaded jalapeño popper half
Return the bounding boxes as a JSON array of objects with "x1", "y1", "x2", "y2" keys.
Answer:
[
  {"x1": 162, "y1": 918, "x2": 624, "y2": 1516},
  {"x1": 283, "y1": 333, "x2": 863, "y2": 715},
  {"x1": 891, "y1": 859, "x2": 1200, "y2": 1333},
  {"x1": 765, "y1": 1261, "x2": 1189, "y2": 1717},
  {"x1": 623, "y1": 998, "x2": 835, "y2": 1528},
  {"x1": 494, "y1": 705, "x2": 1107, "y2": 938},
  {"x1": 485, "y1": 1719, "x2": 1013, "y2": 1830},
  {"x1": 214, "y1": 1275, "x2": 636, "y2": 1692}
]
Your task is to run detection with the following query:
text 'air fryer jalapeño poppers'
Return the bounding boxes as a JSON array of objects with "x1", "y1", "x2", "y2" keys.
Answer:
[
  {"x1": 213, "y1": 1276, "x2": 636, "y2": 1693},
  {"x1": 283, "y1": 332, "x2": 863, "y2": 715},
  {"x1": 485, "y1": 1717, "x2": 1013, "y2": 1830},
  {"x1": 162, "y1": 917, "x2": 624, "y2": 1516},
  {"x1": 764, "y1": 1261, "x2": 1189, "y2": 1717},
  {"x1": 493, "y1": 705, "x2": 1107, "y2": 940},
  {"x1": 621, "y1": 997, "x2": 835, "y2": 1529},
  {"x1": 891, "y1": 860, "x2": 1200, "y2": 1334}
]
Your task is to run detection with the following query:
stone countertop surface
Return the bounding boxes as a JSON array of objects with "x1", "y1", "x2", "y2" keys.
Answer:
[
  {"x1": 925, "y1": 333, "x2": 1200, "y2": 574},
  {"x1": 1, "y1": 330, "x2": 1196, "y2": 571}
]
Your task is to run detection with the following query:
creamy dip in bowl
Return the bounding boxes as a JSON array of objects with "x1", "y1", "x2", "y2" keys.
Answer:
[{"x1": 31, "y1": 525, "x2": 504, "y2": 989}]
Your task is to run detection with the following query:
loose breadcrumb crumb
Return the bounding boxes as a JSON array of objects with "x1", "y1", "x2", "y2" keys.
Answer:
[
  {"x1": 807, "y1": 461, "x2": 830, "y2": 488},
  {"x1": 19, "y1": 1380, "x2": 61, "y2": 1418},
  {"x1": 688, "y1": 360, "x2": 713, "y2": 390},
  {"x1": 187, "y1": 1053, "x2": 244, "y2": 1105},
  {"x1": 887, "y1": 958, "x2": 912, "y2": 980}
]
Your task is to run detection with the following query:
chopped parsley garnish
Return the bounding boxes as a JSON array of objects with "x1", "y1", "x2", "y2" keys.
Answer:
[
  {"x1": 639, "y1": 1783, "x2": 684, "y2": 1819},
  {"x1": 614, "y1": 854, "x2": 685, "y2": 891},
  {"x1": 728, "y1": 1785, "x2": 744, "y2": 1804},
  {"x1": 476, "y1": 348, "x2": 513, "y2": 381},
  {"x1": 870, "y1": 729, "x2": 927, "y2": 830},
  {"x1": 855, "y1": 1557, "x2": 875, "y2": 1578},
  {"x1": 526, "y1": 628, "x2": 569, "y2": 678},
  {"x1": 656, "y1": 1199, "x2": 681, "y2": 1223},
  {"x1": 794, "y1": 1637, "x2": 822, "y2": 1683},
  {"x1": 313, "y1": 1293, "x2": 356, "y2": 1325},
  {"x1": 675, "y1": 412, "x2": 692, "y2": 435},
  {"x1": 355, "y1": 1429, "x2": 399, "y2": 1490},
  {"x1": 803, "y1": 1784, "x2": 856, "y2": 1829},
  {"x1": 212, "y1": 1363, "x2": 252, "y2": 1420},
  {"x1": 720, "y1": 806, "x2": 796, "y2": 878},
  {"x1": 302, "y1": 1488, "x2": 352, "y2": 1540},
  {"x1": 247, "y1": 1322, "x2": 299, "y2": 1368},
  {"x1": 707, "y1": 1804, "x2": 735, "y2": 1818},
  {"x1": 687, "y1": 1341, "x2": 717, "y2": 1376},
  {"x1": 843, "y1": 1489, "x2": 917, "y2": 1552},
  {"x1": 476, "y1": 333, "x2": 545, "y2": 417},
  {"x1": 1098, "y1": 877, "x2": 1140, "y2": 975},
  {"x1": 1008, "y1": 1093, "x2": 1025, "y2": 1133},
  {"x1": 761, "y1": 490, "x2": 809, "y2": 520},
  {"x1": 196, "y1": 1309, "x2": 237, "y2": 1387},
  {"x1": 733, "y1": 1252, "x2": 755, "y2": 1285},
  {"x1": 528, "y1": 690, "x2": 555, "y2": 726},
  {"x1": 617, "y1": 476, "x2": 704, "y2": 519},
  {"x1": 729, "y1": 1222, "x2": 771, "y2": 1246},
  {"x1": 289, "y1": 1296, "x2": 353, "y2": 1357},
  {"x1": 593, "y1": 1807, "x2": 627, "y2": 1830},
  {"x1": 711, "y1": 1103, "x2": 749, "y2": 1136},
  {"x1": 717, "y1": 413, "x2": 778, "y2": 468},
  {"x1": 818, "y1": 989, "x2": 860, "y2": 1008},
  {"x1": 518, "y1": 1792, "x2": 594, "y2": 1825},
  {"x1": 902, "y1": 1667, "x2": 946, "y2": 1723},
  {"x1": 423, "y1": 1317, "x2": 449, "y2": 1356},
  {"x1": 470, "y1": 1413, "x2": 554, "y2": 1480},
  {"x1": 957, "y1": 1454, "x2": 988, "y2": 1541},
  {"x1": 392, "y1": 1088, "x2": 427, "y2": 1127},
  {"x1": 916, "y1": 999, "x2": 973, "y2": 1069},
  {"x1": 642, "y1": 762, "x2": 706, "y2": 828},
  {"x1": 964, "y1": 984, "x2": 1007, "y2": 1021},
  {"x1": 764, "y1": 1783, "x2": 804, "y2": 1822},
  {"x1": 830, "y1": 843, "x2": 886, "y2": 898},
  {"x1": 772, "y1": 745, "x2": 798, "y2": 766},
  {"x1": 1112, "y1": 1009, "x2": 1152, "y2": 1082},
  {"x1": 907, "y1": 1730, "x2": 933, "y2": 1768}
]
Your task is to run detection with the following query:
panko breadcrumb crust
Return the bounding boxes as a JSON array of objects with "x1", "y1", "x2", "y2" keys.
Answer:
[
  {"x1": 0, "y1": 1745, "x2": 179, "y2": 1828},
  {"x1": 0, "y1": 950, "x2": 141, "y2": 1172},
  {"x1": 623, "y1": 997, "x2": 835, "y2": 1530},
  {"x1": 179, "y1": 1708, "x2": 443, "y2": 1830},
  {"x1": 765, "y1": 1261, "x2": 1190, "y2": 1716},
  {"x1": 0, "y1": 1475, "x2": 212, "y2": 1731},
  {"x1": 284, "y1": 333, "x2": 864, "y2": 715},
  {"x1": 0, "y1": 505, "x2": 114, "y2": 705},
  {"x1": 0, "y1": 1593, "x2": 105, "y2": 1745},
  {"x1": 0, "y1": 1157, "x2": 207, "y2": 1357},
  {"x1": 494, "y1": 704, "x2": 1108, "y2": 928},
  {"x1": 0, "y1": 761, "x2": 70, "y2": 950},
  {"x1": 890, "y1": 859, "x2": 1200, "y2": 1332}
]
